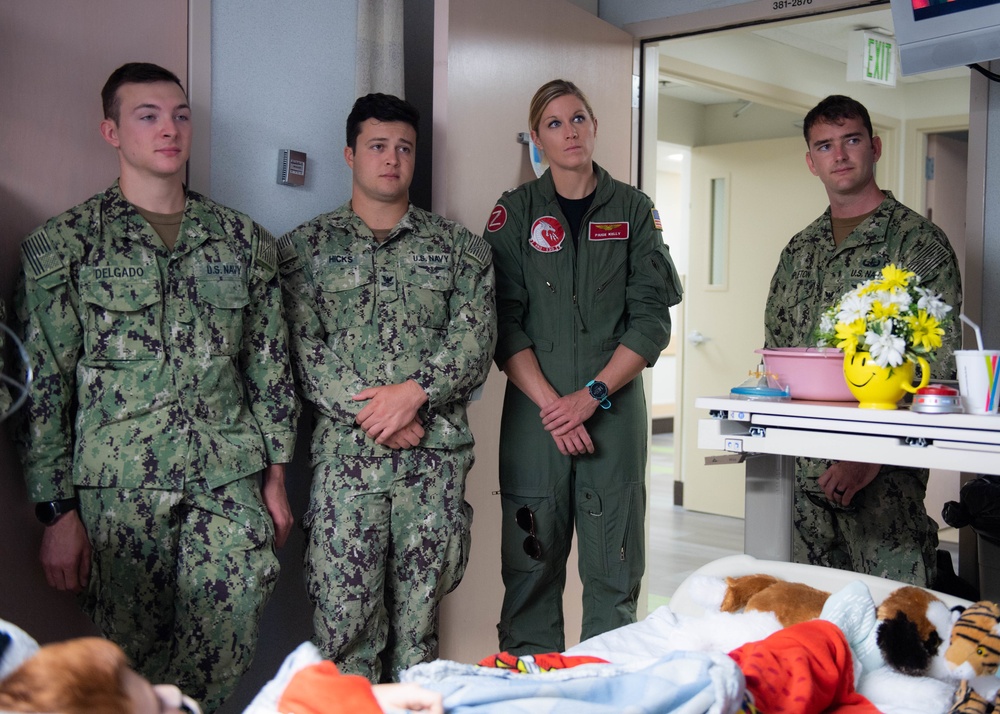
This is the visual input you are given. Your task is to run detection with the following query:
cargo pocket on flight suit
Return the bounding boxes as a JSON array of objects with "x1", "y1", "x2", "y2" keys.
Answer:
[
  {"x1": 500, "y1": 490, "x2": 554, "y2": 574},
  {"x1": 79, "y1": 277, "x2": 161, "y2": 361},
  {"x1": 196, "y1": 278, "x2": 249, "y2": 356},
  {"x1": 578, "y1": 484, "x2": 644, "y2": 581}
]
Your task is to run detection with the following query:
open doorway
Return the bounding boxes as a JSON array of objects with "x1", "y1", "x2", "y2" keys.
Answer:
[{"x1": 641, "y1": 3, "x2": 971, "y2": 602}]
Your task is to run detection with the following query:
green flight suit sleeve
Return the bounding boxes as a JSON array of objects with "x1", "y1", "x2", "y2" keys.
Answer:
[
  {"x1": 484, "y1": 195, "x2": 536, "y2": 368},
  {"x1": 242, "y1": 224, "x2": 299, "y2": 464},
  {"x1": 620, "y1": 194, "x2": 683, "y2": 366},
  {"x1": 407, "y1": 227, "x2": 497, "y2": 409}
]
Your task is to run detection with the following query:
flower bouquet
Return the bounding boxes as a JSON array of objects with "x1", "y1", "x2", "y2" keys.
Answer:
[
  {"x1": 814, "y1": 264, "x2": 953, "y2": 409},
  {"x1": 814, "y1": 263, "x2": 952, "y2": 368}
]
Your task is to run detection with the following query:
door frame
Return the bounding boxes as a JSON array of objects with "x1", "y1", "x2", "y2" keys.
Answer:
[{"x1": 188, "y1": 0, "x2": 212, "y2": 194}]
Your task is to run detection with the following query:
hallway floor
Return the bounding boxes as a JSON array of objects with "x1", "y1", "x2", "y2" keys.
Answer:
[{"x1": 647, "y1": 432, "x2": 743, "y2": 609}]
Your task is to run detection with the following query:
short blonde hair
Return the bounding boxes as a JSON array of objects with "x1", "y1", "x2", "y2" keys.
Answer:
[
  {"x1": 0, "y1": 637, "x2": 131, "y2": 714},
  {"x1": 528, "y1": 79, "x2": 596, "y2": 134}
]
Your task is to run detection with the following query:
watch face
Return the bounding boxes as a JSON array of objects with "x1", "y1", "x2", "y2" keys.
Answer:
[
  {"x1": 35, "y1": 502, "x2": 57, "y2": 525},
  {"x1": 589, "y1": 381, "x2": 609, "y2": 400}
]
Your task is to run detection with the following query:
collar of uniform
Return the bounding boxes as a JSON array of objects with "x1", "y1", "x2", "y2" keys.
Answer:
[
  {"x1": 824, "y1": 190, "x2": 896, "y2": 253},
  {"x1": 103, "y1": 181, "x2": 217, "y2": 255},
  {"x1": 341, "y1": 200, "x2": 418, "y2": 244},
  {"x1": 537, "y1": 160, "x2": 614, "y2": 209}
]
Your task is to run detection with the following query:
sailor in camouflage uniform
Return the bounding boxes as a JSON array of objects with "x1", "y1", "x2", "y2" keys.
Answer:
[
  {"x1": 764, "y1": 95, "x2": 961, "y2": 587},
  {"x1": 279, "y1": 94, "x2": 495, "y2": 683},
  {"x1": 14, "y1": 63, "x2": 298, "y2": 712}
]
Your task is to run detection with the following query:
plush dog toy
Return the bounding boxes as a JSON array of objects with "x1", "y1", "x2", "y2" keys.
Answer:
[
  {"x1": 718, "y1": 573, "x2": 830, "y2": 627},
  {"x1": 876, "y1": 585, "x2": 953, "y2": 677}
]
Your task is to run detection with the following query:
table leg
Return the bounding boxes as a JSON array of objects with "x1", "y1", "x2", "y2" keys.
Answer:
[{"x1": 744, "y1": 453, "x2": 794, "y2": 561}]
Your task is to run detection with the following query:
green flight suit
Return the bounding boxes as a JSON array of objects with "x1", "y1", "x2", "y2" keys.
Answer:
[
  {"x1": 764, "y1": 191, "x2": 962, "y2": 586},
  {"x1": 15, "y1": 182, "x2": 298, "y2": 712},
  {"x1": 485, "y1": 163, "x2": 683, "y2": 653}
]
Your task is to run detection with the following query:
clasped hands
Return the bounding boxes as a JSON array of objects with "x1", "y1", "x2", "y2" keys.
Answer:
[
  {"x1": 354, "y1": 380, "x2": 428, "y2": 449},
  {"x1": 540, "y1": 388, "x2": 599, "y2": 456}
]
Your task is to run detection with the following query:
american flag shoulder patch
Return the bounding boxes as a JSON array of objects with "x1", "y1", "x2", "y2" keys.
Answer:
[
  {"x1": 22, "y1": 229, "x2": 63, "y2": 279},
  {"x1": 651, "y1": 208, "x2": 663, "y2": 231},
  {"x1": 466, "y1": 233, "x2": 492, "y2": 266}
]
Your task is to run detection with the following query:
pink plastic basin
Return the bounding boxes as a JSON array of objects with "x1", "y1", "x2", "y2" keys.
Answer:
[{"x1": 755, "y1": 347, "x2": 855, "y2": 402}]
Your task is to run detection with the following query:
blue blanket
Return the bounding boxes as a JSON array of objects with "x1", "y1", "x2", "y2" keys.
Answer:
[{"x1": 400, "y1": 650, "x2": 747, "y2": 714}]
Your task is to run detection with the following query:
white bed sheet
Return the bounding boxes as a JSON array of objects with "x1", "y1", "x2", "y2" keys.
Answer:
[{"x1": 564, "y1": 555, "x2": 972, "y2": 714}]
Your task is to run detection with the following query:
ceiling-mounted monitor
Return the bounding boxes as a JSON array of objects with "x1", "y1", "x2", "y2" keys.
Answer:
[{"x1": 890, "y1": 0, "x2": 1000, "y2": 75}]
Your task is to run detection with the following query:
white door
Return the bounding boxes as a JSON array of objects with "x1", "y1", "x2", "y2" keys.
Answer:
[
  {"x1": 432, "y1": 0, "x2": 635, "y2": 661},
  {"x1": 679, "y1": 137, "x2": 827, "y2": 517}
]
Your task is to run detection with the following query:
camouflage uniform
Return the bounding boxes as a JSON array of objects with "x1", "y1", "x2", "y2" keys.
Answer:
[
  {"x1": 764, "y1": 191, "x2": 962, "y2": 586},
  {"x1": 279, "y1": 202, "x2": 495, "y2": 683},
  {"x1": 485, "y1": 164, "x2": 683, "y2": 653},
  {"x1": 14, "y1": 182, "x2": 298, "y2": 712}
]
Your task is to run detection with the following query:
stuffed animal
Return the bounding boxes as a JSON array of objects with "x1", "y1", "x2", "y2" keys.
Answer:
[
  {"x1": 718, "y1": 573, "x2": 830, "y2": 627},
  {"x1": 876, "y1": 585, "x2": 953, "y2": 677},
  {"x1": 944, "y1": 601, "x2": 1000, "y2": 714}
]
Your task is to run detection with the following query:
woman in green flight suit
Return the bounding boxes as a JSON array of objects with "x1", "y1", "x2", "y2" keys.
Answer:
[{"x1": 483, "y1": 79, "x2": 683, "y2": 654}]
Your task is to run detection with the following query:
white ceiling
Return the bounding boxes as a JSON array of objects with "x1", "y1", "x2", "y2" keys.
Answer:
[{"x1": 658, "y1": 7, "x2": 967, "y2": 105}]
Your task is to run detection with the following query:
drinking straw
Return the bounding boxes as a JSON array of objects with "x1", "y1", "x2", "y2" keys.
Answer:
[{"x1": 960, "y1": 313, "x2": 985, "y2": 351}]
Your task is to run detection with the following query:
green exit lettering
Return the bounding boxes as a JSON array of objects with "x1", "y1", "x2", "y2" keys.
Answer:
[{"x1": 866, "y1": 38, "x2": 893, "y2": 82}]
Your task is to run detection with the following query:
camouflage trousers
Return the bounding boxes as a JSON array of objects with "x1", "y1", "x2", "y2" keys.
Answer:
[
  {"x1": 77, "y1": 477, "x2": 279, "y2": 713},
  {"x1": 304, "y1": 447, "x2": 473, "y2": 683},
  {"x1": 792, "y1": 456, "x2": 938, "y2": 587}
]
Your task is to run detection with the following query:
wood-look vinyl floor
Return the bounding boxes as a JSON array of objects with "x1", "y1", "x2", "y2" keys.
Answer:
[{"x1": 646, "y1": 432, "x2": 744, "y2": 608}]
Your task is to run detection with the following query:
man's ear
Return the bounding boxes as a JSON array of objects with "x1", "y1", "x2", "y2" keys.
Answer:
[
  {"x1": 100, "y1": 119, "x2": 120, "y2": 149},
  {"x1": 871, "y1": 135, "x2": 883, "y2": 163},
  {"x1": 805, "y1": 151, "x2": 819, "y2": 177},
  {"x1": 344, "y1": 145, "x2": 355, "y2": 169}
]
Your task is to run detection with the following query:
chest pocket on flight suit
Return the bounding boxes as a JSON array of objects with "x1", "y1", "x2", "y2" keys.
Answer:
[
  {"x1": 196, "y1": 278, "x2": 249, "y2": 355},
  {"x1": 316, "y1": 263, "x2": 374, "y2": 331},
  {"x1": 402, "y1": 262, "x2": 451, "y2": 329},
  {"x1": 79, "y1": 276, "x2": 162, "y2": 361}
]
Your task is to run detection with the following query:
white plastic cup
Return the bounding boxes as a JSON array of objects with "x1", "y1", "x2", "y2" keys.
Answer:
[{"x1": 955, "y1": 350, "x2": 1000, "y2": 415}]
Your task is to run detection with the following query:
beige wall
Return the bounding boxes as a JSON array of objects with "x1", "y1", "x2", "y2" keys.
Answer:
[
  {"x1": 0, "y1": 0, "x2": 188, "y2": 644},
  {"x1": 433, "y1": 0, "x2": 635, "y2": 662}
]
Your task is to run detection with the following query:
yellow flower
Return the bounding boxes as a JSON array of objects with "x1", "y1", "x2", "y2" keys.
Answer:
[
  {"x1": 870, "y1": 299, "x2": 900, "y2": 320},
  {"x1": 834, "y1": 319, "x2": 865, "y2": 355},
  {"x1": 879, "y1": 264, "x2": 915, "y2": 291},
  {"x1": 906, "y1": 309, "x2": 944, "y2": 352}
]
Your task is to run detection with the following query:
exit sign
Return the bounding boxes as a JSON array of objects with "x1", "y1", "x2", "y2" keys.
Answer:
[{"x1": 847, "y1": 31, "x2": 897, "y2": 87}]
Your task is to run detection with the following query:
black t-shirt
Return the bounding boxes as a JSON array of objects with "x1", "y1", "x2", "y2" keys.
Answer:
[{"x1": 556, "y1": 189, "x2": 596, "y2": 248}]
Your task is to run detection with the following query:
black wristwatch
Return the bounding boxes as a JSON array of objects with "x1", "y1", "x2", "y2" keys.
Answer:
[
  {"x1": 586, "y1": 379, "x2": 611, "y2": 410},
  {"x1": 35, "y1": 498, "x2": 79, "y2": 526}
]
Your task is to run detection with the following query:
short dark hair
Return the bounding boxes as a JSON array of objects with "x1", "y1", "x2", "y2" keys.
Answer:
[
  {"x1": 345, "y1": 93, "x2": 420, "y2": 150},
  {"x1": 803, "y1": 95, "x2": 874, "y2": 145},
  {"x1": 101, "y1": 62, "x2": 185, "y2": 123}
]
